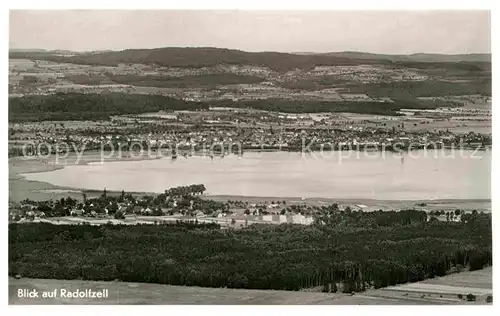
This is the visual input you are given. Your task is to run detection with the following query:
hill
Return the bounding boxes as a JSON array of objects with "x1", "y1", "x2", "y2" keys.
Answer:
[
  {"x1": 9, "y1": 48, "x2": 48, "y2": 53},
  {"x1": 9, "y1": 47, "x2": 395, "y2": 72},
  {"x1": 10, "y1": 47, "x2": 490, "y2": 72},
  {"x1": 317, "y1": 51, "x2": 491, "y2": 63}
]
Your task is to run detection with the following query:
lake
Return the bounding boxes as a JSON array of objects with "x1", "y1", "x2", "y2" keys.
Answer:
[{"x1": 21, "y1": 150, "x2": 491, "y2": 200}]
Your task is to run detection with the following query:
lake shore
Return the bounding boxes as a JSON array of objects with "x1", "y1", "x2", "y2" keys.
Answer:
[
  {"x1": 9, "y1": 153, "x2": 491, "y2": 212},
  {"x1": 9, "y1": 153, "x2": 162, "y2": 202}
]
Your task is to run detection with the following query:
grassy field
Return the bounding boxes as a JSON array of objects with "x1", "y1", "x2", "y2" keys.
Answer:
[{"x1": 8, "y1": 267, "x2": 492, "y2": 305}]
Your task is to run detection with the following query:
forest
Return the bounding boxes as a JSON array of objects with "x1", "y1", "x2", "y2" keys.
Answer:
[
  {"x1": 283, "y1": 77, "x2": 491, "y2": 98},
  {"x1": 346, "y1": 80, "x2": 492, "y2": 98},
  {"x1": 9, "y1": 48, "x2": 490, "y2": 72},
  {"x1": 9, "y1": 211, "x2": 491, "y2": 293},
  {"x1": 9, "y1": 93, "x2": 450, "y2": 122},
  {"x1": 8, "y1": 93, "x2": 208, "y2": 122},
  {"x1": 9, "y1": 48, "x2": 391, "y2": 72}
]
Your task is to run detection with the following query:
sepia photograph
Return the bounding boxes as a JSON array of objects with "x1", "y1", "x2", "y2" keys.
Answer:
[{"x1": 6, "y1": 7, "x2": 493, "y2": 306}]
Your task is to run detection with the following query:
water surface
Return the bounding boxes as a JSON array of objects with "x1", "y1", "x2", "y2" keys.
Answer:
[{"x1": 21, "y1": 150, "x2": 491, "y2": 200}]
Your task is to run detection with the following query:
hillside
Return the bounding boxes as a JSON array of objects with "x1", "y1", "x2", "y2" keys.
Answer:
[
  {"x1": 9, "y1": 47, "x2": 395, "y2": 72},
  {"x1": 316, "y1": 52, "x2": 491, "y2": 63},
  {"x1": 10, "y1": 47, "x2": 490, "y2": 72}
]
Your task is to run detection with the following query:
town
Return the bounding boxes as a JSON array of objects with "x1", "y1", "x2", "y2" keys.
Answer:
[
  {"x1": 8, "y1": 106, "x2": 492, "y2": 158},
  {"x1": 9, "y1": 183, "x2": 486, "y2": 229}
]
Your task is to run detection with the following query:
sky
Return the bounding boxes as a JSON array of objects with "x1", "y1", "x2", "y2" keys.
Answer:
[{"x1": 9, "y1": 10, "x2": 491, "y2": 54}]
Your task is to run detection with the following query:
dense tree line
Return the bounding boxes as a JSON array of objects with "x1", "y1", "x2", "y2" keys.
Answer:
[
  {"x1": 9, "y1": 48, "x2": 393, "y2": 72},
  {"x1": 313, "y1": 207, "x2": 429, "y2": 228},
  {"x1": 282, "y1": 77, "x2": 490, "y2": 99},
  {"x1": 165, "y1": 184, "x2": 206, "y2": 197},
  {"x1": 9, "y1": 212, "x2": 491, "y2": 292},
  {"x1": 9, "y1": 78, "x2": 489, "y2": 122},
  {"x1": 9, "y1": 93, "x2": 404, "y2": 121},
  {"x1": 8, "y1": 93, "x2": 208, "y2": 122},
  {"x1": 346, "y1": 80, "x2": 491, "y2": 98},
  {"x1": 393, "y1": 61, "x2": 491, "y2": 72},
  {"x1": 9, "y1": 48, "x2": 490, "y2": 72}
]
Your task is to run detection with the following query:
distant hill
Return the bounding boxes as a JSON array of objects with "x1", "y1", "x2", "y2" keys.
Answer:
[
  {"x1": 9, "y1": 49, "x2": 104, "y2": 56},
  {"x1": 9, "y1": 48, "x2": 47, "y2": 53},
  {"x1": 316, "y1": 51, "x2": 491, "y2": 63},
  {"x1": 9, "y1": 47, "x2": 490, "y2": 72},
  {"x1": 9, "y1": 47, "x2": 393, "y2": 72}
]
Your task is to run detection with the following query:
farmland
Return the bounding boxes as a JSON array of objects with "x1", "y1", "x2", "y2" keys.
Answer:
[
  {"x1": 9, "y1": 48, "x2": 491, "y2": 110},
  {"x1": 9, "y1": 267, "x2": 492, "y2": 304}
]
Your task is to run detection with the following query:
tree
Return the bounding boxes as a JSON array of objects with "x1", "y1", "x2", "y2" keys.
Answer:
[
  {"x1": 454, "y1": 209, "x2": 461, "y2": 216},
  {"x1": 65, "y1": 197, "x2": 77, "y2": 207},
  {"x1": 108, "y1": 202, "x2": 119, "y2": 215},
  {"x1": 114, "y1": 211, "x2": 125, "y2": 220},
  {"x1": 466, "y1": 293, "x2": 476, "y2": 301},
  {"x1": 244, "y1": 209, "x2": 250, "y2": 215}
]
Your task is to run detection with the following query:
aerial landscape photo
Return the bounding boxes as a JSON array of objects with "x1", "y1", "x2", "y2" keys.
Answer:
[{"x1": 7, "y1": 10, "x2": 492, "y2": 305}]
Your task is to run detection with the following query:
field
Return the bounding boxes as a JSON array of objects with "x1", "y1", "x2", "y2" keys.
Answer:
[
  {"x1": 9, "y1": 267, "x2": 492, "y2": 305},
  {"x1": 9, "y1": 47, "x2": 491, "y2": 119}
]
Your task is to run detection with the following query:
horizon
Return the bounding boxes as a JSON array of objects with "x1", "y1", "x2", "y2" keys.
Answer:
[
  {"x1": 8, "y1": 46, "x2": 493, "y2": 56},
  {"x1": 9, "y1": 10, "x2": 491, "y2": 54}
]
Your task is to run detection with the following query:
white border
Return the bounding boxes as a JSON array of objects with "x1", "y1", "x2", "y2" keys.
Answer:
[
  {"x1": 4, "y1": 0, "x2": 497, "y2": 10},
  {"x1": 2, "y1": 1, "x2": 497, "y2": 316}
]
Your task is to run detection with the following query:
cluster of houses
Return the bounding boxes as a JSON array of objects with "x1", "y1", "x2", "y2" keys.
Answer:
[
  {"x1": 8, "y1": 196, "x2": 318, "y2": 228},
  {"x1": 9, "y1": 115, "x2": 491, "y2": 159}
]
